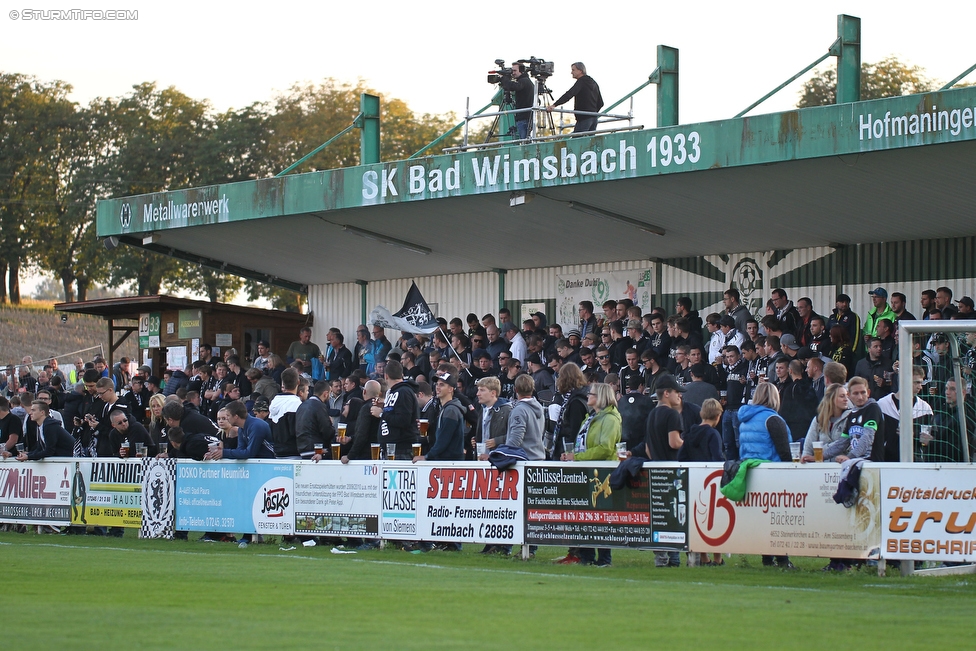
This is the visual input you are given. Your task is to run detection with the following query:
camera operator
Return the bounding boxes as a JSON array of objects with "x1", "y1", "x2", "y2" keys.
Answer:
[
  {"x1": 501, "y1": 62, "x2": 534, "y2": 140},
  {"x1": 547, "y1": 61, "x2": 603, "y2": 133}
]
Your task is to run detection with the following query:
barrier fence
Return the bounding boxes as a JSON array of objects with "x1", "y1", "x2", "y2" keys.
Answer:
[{"x1": 3, "y1": 458, "x2": 973, "y2": 564}]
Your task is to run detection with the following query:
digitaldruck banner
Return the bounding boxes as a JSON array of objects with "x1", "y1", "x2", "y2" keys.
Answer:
[
  {"x1": 0, "y1": 461, "x2": 71, "y2": 525},
  {"x1": 417, "y1": 464, "x2": 524, "y2": 545},
  {"x1": 555, "y1": 269, "x2": 653, "y2": 333},
  {"x1": 688, "y1": 464, "x2": 881, "y2": 558},
  {"x1": 882, "y1": 465, "x2": 976, "y2": 562},
  {"x1": 175, "y1": 460, "x2": 295, "y2": 535},
  {"x1": 293, "y1": 461, "x2": 382, "y2": 538},
  {"x1": 524, "y1": 463, "x2": 653, "y2": 548}
]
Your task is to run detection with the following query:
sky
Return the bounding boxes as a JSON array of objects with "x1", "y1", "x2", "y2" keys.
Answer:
[{"x1": 4, "y1": 0, "x2": 975, "y2": 296}]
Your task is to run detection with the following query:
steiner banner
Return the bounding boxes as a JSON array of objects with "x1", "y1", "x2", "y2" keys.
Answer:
[
  {"x1": 882, "y1": 465, "x2": 976, "y2": 563},
  {"x1": 293, "y1": 461, "x2": 382, "y2": 538},
  {"x1": 555, "y1": 269, "x2": 653, "y2": 333},
  {"x1": 688, "y1": 463, "x2": 881, "y2": 558},
  {"x1": 70, "y1": 459, "x2": 144, "y2": 528},
  {"x1": 0, "y1": 461, "x2": 71, "y2": 526},
  {"x1": 175, "y1": 461, "x2": 295, "y2": 536},
  {"x1": 524, "y1": 463, "x2": 653, "y2": 548},
  {"x1": 417, "y1": 464, "x2": 524, "y2": 546}
]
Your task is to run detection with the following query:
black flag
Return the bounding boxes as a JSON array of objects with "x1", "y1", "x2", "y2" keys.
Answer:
[{"x1": 369, "y1": 282, "x2": 439, "y2": 334}]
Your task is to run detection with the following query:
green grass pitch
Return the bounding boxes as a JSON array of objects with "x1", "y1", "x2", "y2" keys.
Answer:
[{"x1": 2, "y1": 530, "x2": 973, "y2": 649}]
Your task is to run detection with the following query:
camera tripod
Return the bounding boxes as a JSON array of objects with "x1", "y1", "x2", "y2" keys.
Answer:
[
  {"x1": 483, "y1": 78, "x2": 563, "y2": 143},
  {"x1": 484, "y1": 89, "x2": 519, "y2": 143}
]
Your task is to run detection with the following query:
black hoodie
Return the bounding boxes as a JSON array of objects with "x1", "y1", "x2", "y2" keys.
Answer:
[{"x1": 379, "y1": 378, "x2": 420, "y2": 445}]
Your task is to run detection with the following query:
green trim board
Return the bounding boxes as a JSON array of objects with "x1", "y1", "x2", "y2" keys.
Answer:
[{"x1": 97, "y1": 87, "x2": 976, "y2": 238}]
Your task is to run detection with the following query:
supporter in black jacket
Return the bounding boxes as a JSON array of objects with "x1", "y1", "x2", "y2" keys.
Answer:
[
  {"x1": 377, "y1": 362, "x2": 420, "y2": 459},
  {"x1": 18, "y1": 401, "x2": 75, "y2": 459}
]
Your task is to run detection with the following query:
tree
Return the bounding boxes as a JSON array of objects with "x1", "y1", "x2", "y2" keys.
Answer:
[
  {"x1": 91, "y1": 83, "x2": 217, "y2": 295},
  {"x1": 797, "y1": 56, "x2": 935, "y2": 108},
  {"x1": 0, "y1": 73, "x2": 81, "y2": 303}
]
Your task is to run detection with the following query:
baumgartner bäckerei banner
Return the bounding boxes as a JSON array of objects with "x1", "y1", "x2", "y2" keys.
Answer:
[
  {"x1": 882, "y1": 465, "x2": 976, "y2": 562},
  {"x1": 418, "y1": 464, "x2": 524, "y2": 545},
  {"x1": 688, "y1": 464, "x2": 881, "y2": 558},
  {"x1": 175, "y1": 460, "x2": 294, "y2": 535},
  {"x1": 70, "y1": 459, "x2": 145, "y2": 528},
  {"x1": 293, "y1": 461, "x2": 382, "y2": 538},
  {"x1": 0, "y1": 461, "x2": 71, "y2": 525}
]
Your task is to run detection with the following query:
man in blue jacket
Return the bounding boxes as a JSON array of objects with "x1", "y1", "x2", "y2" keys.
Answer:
[{"x1": 207, "y1": 400, "x2": 274, "y2": 460}]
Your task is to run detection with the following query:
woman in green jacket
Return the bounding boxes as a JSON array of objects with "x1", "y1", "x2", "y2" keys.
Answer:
[{"x1": 562, "y1": 383, "x2": 621, "y2": 566}]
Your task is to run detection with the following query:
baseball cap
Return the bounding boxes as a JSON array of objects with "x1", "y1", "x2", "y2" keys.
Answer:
[
  {"x1": 258, "y1": 340, "x2": 270, "y2": 348},
  {"x1": 956, "y1": 296, "x2": 975, "y2": 309},
  {"x1": 253, "y1": 397, "x2": 270, "y2": 412},
  {"x1": 434, "y1": 371, "x2": 457, "y2": 387},
  {"x1": 780, "y1": 334, "x2": 801, "y2": 351},
  {"x1": 626, "y1": 318, "x2": 642, "y2": 330},
  {"x1": 654, "y1": 375, "x2": 686, "y2": 393},
  {"x1": 405, "y1": 338, "x2": 421, "y2": 348},
  {"x1": 836, "y1": 293, "x2": 852, "y2": 303},
  {"x1": 868, "y1": 287, "x2": 888, "y2": 299},
  {"x1": 526, "y1": 353, "x2": 542, "y2": 365}
]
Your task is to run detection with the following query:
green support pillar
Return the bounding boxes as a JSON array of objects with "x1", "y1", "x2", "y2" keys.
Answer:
[
  {"x1": 835, "y1": 15, "x2": 861, "y2": 104},
  {"x1": 356, "y1": 280, "x2": 368, "y2": 325},
  {"x1": 494, "y1": 268, "x2": 507, "y2": 312},
  {"x1": 360, "y1": 94, "x2": 380, "y2": 165},
  {"x1": 654, "y1": 46, "x2": 679, "y2": 127}
]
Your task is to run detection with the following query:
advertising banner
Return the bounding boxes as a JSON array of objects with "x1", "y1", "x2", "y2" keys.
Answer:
[
  {"x1": 688, "y1": 463, "x2": 881, "y2": 558},
  {"x1": 524, "y1": 463, "x2": 653, "y2": 548},
  {"x1": 0, "y1": 461, "x2": 71, "y2": 525},
  {"x1": 141, "y1": 458, "x2": 176, "y2": 539},
  {"x1": 648, "y1": 465, "x2": 690, "y2": 550},
  {"x1": 555, "y1": 269, "x2": 653, "y2": 333},
  {"x1": 70, "y1": 459, "x2": 144, "y2": 528},
  {"x1": 293, "y1": 461, "x2": 382, "y2": 538},
  {"x1": 175, "y1": 461, "x2": 294, "y2": 535},
  {"x1": 417, "y1": 464, "x2": 524, "y2": 546},
  {"x1": 882, "y1": 465, "x2": 976, "y2": 562},
  {"x1": 380, "y1": 463, "x2": 420, "y2": 540}
]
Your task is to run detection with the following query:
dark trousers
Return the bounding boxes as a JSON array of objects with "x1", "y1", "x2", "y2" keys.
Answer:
[{"x1": 574, "y1": 116, "x2": 598, "y2": 133}]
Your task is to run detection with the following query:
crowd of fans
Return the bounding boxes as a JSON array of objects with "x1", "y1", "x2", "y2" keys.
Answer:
[{"x1": 2, "y1": 284, "x2": 974, "y2": 566}]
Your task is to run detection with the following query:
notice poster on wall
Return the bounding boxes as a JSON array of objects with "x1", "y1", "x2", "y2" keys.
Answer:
[
  {"x1": 293, "y1": 461, "x2": 382, "y2": 538},
  {"x1": 523, "y1": 463, "x2": 652, "y2": 548},
  {"x1": 555, "y1": 269, "x2": 653, "y2": 333}
]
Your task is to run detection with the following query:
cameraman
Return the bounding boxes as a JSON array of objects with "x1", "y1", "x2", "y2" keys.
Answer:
[
  {"x1": 547, "y1": 61, "x2": 603, "y2": 133},
  {"x1": 501, "y1": 62, "x2": 534, "y2": 140}
]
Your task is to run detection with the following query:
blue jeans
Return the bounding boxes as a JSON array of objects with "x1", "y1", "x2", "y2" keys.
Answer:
[
  {"x1": 722, "y1": 410, "x2": 739, "y2": 461},
  {"x1": 516, "y1": 119, "x2": 530, "y2": 140},
  {"x1": 574, "y1": 116, "x2": 598, "y2": 133}
]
